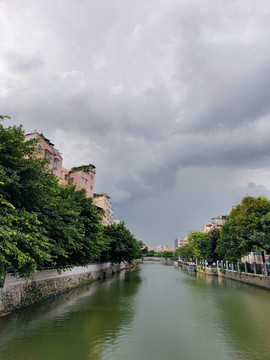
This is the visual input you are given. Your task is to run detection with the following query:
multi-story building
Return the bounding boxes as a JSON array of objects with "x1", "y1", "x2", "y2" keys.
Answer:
[
  {"x1": 203, "y1": 215, "x2": 227, "y2": 233},
  {"x1": 25, "y1": 132, "x2": 63, "y2": 178},
  {"x1": 175, "y1": 235, "x2": 189, "y2": 249},
  {"x1": 211, "y1": 215, "x2": 227, "y2": 228},
  {"x1": 203, "y1": 223, "x2": 213, "y2": 233},
  {"x1": 93, "y1": 193, "x2": 113, "y2": 226},
  {"x1": 68, "y1": 165, "x2": 96, "y2": 198},
  {"x1": 25, "y1": 132, "x2": 96, "y2": 197},
  {"x1": 59, "y1": 167, "x2": 70, "y2": 186}
]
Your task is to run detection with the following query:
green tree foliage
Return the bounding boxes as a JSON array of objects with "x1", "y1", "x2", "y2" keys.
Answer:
[
  {"x1": 155, "y1": 251, "x2": 174, "y2": 258},
  {"x1": 0, "y1": 121, "x2": 55, "y2": 210},
  {"x1": 189, "y1": 231, "x2": 212, "y2": 260},
  {"x1": 188, "y1": 228, "x2": 220, "y2": 262},
  {"x1": 101, "y1": 223, "x2": 142, "y2": 264},
  {"x1": 0, "y1": 117, "x2": 140, "y2": 277},
  {"x1": 217, "y1": 196, "x2": 270, "y2": 261},
  {"x1": 0, "y1": 198, "x2": 54, "y2": 277},
  {"x1": 142, "y1": 249, "x2": 155, "y2": 257},
  {"x1": 177, "y1": 243, "x2": 194, "y2": 260}
]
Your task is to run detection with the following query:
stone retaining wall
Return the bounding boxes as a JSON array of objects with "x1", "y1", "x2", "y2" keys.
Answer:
[
  {"x1": 0, "y1": 261, "x2": 140, "y2": 316},
  {"x1": 196, "y1": 266, "x2": 218, "y2": 276},
  {"x1": 217, "y1": 268, "x2": 270, "y2": 289}
]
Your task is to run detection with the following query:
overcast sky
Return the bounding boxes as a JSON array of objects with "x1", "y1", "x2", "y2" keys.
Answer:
[{"x1": 1, "y1": 0, "x2": 270, "y2": 246}]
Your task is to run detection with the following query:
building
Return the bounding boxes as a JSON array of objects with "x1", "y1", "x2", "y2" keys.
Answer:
[
  {"x1": 174, "y1": 235, "x2": 189, "y2": 249},
  {"x1": 143, "y1": 245, "x2": 155, "y2": 252},
  {"x1": 25, "y1": 132, "x2": 96, "y2": 197},
  {"x1": 93, "y1": 193, "x2": 113, "y2": 226},
  {"x1": 163, "y1": 245, "x2": 175, "y2": 252},
  {"x1": 203, "y1": 223, "x2": 213, "y2": 233},
  {"x1": 25, "y1": 132, "x2": 63, "y2": 178},
  {"x1": 112, "y1": 219, "x2": 122, "y2": 225},
  {"x1": 68, "y1": 165, "x2": 96, "y2": 198},
  {"x1": 211, "y1": 215, "x2": 227, "y2": 228},
  {"x1": 59, "y1": 167, "x2": 69, "y2": 186},
  {"x1": 203, "y1": 215, "x2": 227, "y2": 233}
]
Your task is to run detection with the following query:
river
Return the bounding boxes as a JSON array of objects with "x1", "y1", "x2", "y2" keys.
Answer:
[{"x1": 1, "y1": 262, "x2": 270, "y2": 360}]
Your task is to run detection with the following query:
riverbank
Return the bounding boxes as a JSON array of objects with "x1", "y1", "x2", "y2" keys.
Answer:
[
  {"x1": 176, "y1": 261, "x2": 270, "y2": 290},
  {"x1": 0, "y1": 260, "x2": 141, "y2": 316}
]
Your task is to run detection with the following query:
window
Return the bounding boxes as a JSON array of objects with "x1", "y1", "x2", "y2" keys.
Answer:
[
  {"x1": 69, "y1": 178, "x2": 74, "y2": 184},
  {"x1": 91, "y1": 175, "x2": 93, "y2": 179},
  {"x1": 64, "y1": 174, "x2": 68, "y2": 180},
  {"x1": 85, "y1": 179, "x2": 88, "y2": 186},
  {"x1": 90, "y1": 185, "x2": 93, "y2": 190},
  {"x1": 44, "y1": 149, "x2": 51, "y2": 159},
  {"x1": 53, "y1": 158, "x2": 59, "y2": 169}
]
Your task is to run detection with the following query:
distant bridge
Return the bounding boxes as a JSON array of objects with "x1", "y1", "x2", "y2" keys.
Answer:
[{"x1": 142, "y1": 257, "x2": 164, "y2": 262}]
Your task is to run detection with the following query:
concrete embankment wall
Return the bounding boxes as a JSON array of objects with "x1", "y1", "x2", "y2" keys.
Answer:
[
  {"x1": 196, "y1": 266, "x2": 270, "y2": 289},
  {"x1": 217, "y1": 269, "x2": 270, "y2": 289},
  {"x1": 196, "y1": 267, "x2": 218, "y2": 276},
  {"x1": 0, "y1": 261, "x2": 139, "y2": 316},
  {"x1": 178, "y1": 263, "x2": 270, "y2": 289}
]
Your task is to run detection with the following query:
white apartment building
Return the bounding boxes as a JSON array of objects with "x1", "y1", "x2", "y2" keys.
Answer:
[{"x1": 93, "y1": 193, "x2": 113, "y2": 226}]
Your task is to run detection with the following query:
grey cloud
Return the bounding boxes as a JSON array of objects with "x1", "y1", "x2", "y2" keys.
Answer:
[
  {"x1": 2, "y1": 0, "x2": 270, "y2": 243},
  {"x1": 6, "y1": 53, "x2": 44, "y2": 73}
]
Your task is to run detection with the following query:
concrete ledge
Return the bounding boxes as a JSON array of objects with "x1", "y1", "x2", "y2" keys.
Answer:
[
  {"x1": 0, "y1": 261, "x2": 140, "y2": 316},
  {"x1": 196, "y1": 266, "x2": 218, "y2": 276},
  {"x1": 217, "y1": 268, "x2": 270, "y2": 289}
]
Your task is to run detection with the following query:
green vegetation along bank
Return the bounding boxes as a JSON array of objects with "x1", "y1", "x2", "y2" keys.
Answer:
[
  {"x1": 0, "y1": 116, "x2": 142, "y2": 280},
  {"x1": 176, "y1": 195, "x2": 270, "y2": 264}
]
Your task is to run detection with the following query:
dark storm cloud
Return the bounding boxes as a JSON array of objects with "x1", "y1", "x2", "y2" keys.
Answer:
[{"x1": 1, "y1": 0, "x2": 270, "y2": 243}]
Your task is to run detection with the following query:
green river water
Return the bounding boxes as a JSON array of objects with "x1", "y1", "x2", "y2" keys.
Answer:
[{"x1": 1, "y1": 262, "x2": 270, "y2": 360}]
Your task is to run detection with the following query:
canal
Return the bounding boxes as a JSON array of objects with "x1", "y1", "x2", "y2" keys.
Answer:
[{"x1": 1, "y1": 263, "x2": 270, "y2": 360}]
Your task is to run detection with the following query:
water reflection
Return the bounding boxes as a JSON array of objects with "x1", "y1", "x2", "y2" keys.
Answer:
[
  {"x1": 0, "y1": 269, "x2": 142, "y2": 360},
  {"x1": 179, "y1": 268, "x2": 270, "y2": 360}
]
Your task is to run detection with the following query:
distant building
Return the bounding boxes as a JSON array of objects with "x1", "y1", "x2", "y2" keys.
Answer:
[
  {"x1": 203, "y1": 223, "x2": 213, "y2": 233},
  {"x1": 203, "y1": 215, "x2": 227, "y2": 233},
  {"x1": 112, "y1": 219, "x2": 122, "y2": 225},
  {"x1": 93, "y1": 193, "x2": 113, "y2": 226},
  {"x1": 157, "y1": 245, "x2": 174, "y2": 252},
  {"x1": 175, "y1": 235, "x2": 189, "y2": 249},
  {"x1": 163, "y1": 245, "x2": 175, "y2": 252},
  {"x1": 25, "y1": 132, "x2": 63, "y2": 178},
  {"x1": 144, "y1": 245, "x2": 155, "y2": 252}
]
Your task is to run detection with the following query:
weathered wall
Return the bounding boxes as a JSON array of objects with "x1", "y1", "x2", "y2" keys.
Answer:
[
  {"x1": 218, "y1": 269, "x2": 270, "y2": 289},
  {"x1": 0, "y1": 261, "x2": 139, "y2": 316},
  {"x1": 196, "y1": 266, "x2": 218, "y2": 276}
]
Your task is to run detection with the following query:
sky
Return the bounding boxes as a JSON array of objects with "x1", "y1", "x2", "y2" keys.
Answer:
[{"x1": 1, "y1": 0, "x2": 270, "y2": 246}]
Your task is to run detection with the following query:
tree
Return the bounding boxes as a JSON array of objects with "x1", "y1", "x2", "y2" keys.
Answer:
[
  {"x1": 189, "y1": 231, "x2": 212, "y2": 260},
  {"x1": 0, "y1": 118, "x2": 59, "y2": 212},
  {"x1": 217, "y1": 196, "x2": 270, "y2": 261},
  {"x1": 155, "y1": 251, "x2": 173, "y2": 258},
  {"x1": 177, "y1": 243, "x2": 194, "y2": 260},
  {"x1": 101, "y1": 223, "x2": 142, "y2": 264},
  {"x1": 187, "y1": 228, "x2": 221, "y2": 262},
  {"x1": 0, "y1": 198, "x2": 54, "y2": 278},
  {"x1": 0, "y1": 117, "x2": 57, "y2": 277}
]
